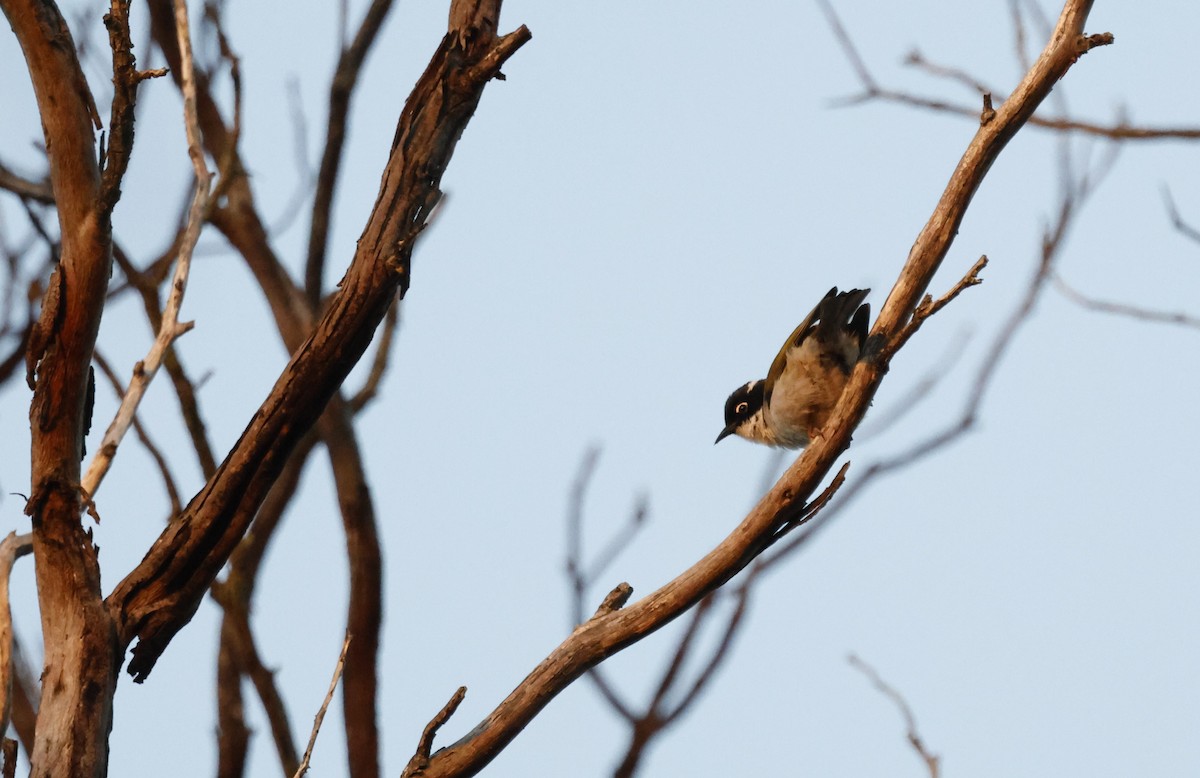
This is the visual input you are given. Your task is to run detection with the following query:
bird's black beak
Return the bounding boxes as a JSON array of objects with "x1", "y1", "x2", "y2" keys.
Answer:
[{"x1": 714, "y1": 424, "x2": 737, "y2": 445}]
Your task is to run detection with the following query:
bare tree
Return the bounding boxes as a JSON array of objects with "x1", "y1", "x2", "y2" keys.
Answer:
[
  {"x1": 2, "y1": 0, "x2": 527, "y2": 775},
  {"x1": 0, "y1": 1, "x2": 1192, "y2": 777}
]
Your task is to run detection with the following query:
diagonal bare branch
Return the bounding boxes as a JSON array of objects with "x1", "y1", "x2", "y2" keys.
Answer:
[
  {"x1": 108, "y1": 0, "x2": 531, "y2": 690},
  {"x1": 402, "y1": 5, "x2": 1110, "y2": 775},
  {"x1": 292, "y1": 633, "x2": 352, "y2": 778}
]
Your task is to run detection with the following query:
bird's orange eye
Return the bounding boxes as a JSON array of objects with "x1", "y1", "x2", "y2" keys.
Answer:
[{"x1": 735, "y1": 402, "x2": 748, "y2": 415}]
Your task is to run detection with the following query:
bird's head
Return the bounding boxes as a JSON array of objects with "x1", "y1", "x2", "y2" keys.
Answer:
[{"x1": 715, "y1": 380, "x2": 770, "y2": 445}]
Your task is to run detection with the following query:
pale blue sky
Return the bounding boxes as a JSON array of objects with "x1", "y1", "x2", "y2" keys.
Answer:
[{"x1": 2, "y1": 2, "x2": 1198, "y2": 776}]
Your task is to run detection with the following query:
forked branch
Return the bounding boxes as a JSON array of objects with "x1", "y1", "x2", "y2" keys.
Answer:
[{"x1": 107, "y1": 0, "x2": 531, "y2": 685}]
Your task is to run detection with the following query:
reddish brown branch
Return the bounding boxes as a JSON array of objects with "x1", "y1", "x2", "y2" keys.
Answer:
[
  {"x1": 304, "y1": 0, "x2": 397, "y2": 305},
  {"x1": 214, "y1": 431, "x2": 320, "y2": 777},
  {"x1": 213, "y1": 595, "x2": 301, "y2": 776}
]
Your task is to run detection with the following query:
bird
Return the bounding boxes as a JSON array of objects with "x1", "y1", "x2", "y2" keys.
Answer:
[{"x1": 715, "y1": 287, "x2": 870, "y2": 448}]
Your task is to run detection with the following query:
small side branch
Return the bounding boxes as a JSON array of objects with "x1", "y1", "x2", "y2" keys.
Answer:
[
  {"x1": 291, "y1": 633, "x2": 352, "y2": 778},
  {"x1": 92, "y1": 351, "x2": 183, "y2": 516},
  {"x1": 888, "y1": 255, "x2": 988, "y2": 359},
  {"x1": 848, "y1": 654, "x2": 940, "y2": 778},
  {"x1": 1052, "y1": 273, "x2": 1200, "y2": 330},
  {"x1": 403, "y1": 686, "x2": 467, "y2": 776},
  {"x1": 824, "y1": 1, "x2": 1193, "y2": 141},
  {"x1": 1163, "y1": 187, "x2": 1200, "y2": 246}
]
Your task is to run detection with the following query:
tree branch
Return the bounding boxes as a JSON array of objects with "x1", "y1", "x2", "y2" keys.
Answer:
[
  {"x1": 292, "y1": 634, "x2": 352, "y2": 778},
  {"x1": 3, "y1": 0, "x2": 120, "y2": 772},
  {"x1": 304, "y1": 0, "x2": 397, "y2": 306},
  {"x1": 849, "y1": 654, "x2": 940, "y2": 778},
  {"x1": 91, "y1": 351, "x2": 183, "y2": 516},
  {"x1": 213, "y1": 430, "x2": 321, "y2": 777},
  {"x1": 403, "y1": 687, "x2": 467, "y2": 776},
  {"x1": 107, "y1": 0, "x2": 530, "y2": 690},
  {"x1": 1052, "y1": 272, "x2": 1200, "y2": 330},
  {"x1": 401, "y1": 4, "x2": 1109, "y2": 775}
]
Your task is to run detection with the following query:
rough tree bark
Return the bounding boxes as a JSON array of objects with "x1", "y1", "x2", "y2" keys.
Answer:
[{"x1": 2, "y1": 0, "x2": 120, "y2": 774}]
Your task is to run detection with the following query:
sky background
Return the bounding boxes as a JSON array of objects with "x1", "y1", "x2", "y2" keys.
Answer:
[{"x1": 2, "y1": 1, "x2": 1199, "y2": 776}]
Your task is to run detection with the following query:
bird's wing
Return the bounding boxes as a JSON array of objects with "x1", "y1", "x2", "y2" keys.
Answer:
[{"x1": 763, "y1": 287, "x2": 835, "y2": 406}]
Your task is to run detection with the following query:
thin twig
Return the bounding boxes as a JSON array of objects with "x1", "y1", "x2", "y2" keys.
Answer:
[
  {"x1": 756, "y1": 461, "x2": 851, "y2": 571},
  {"x1": 92, "y1": 351, "x2": 183, "y2": 516},
  {"x1": 823, "y1": 1, "x2": 1195, "y2": 141},
  {"x1": 1052, "y1": 273, "x2": 1200, "y2": 330},
  {"x1": 905, "y1": 48, "x2": 991, "y2": 95},
  {"x1": 611, "y1": 585, "x2": 754, "y2": 776},
  {"x1": 856, "y1": 330, "x2": 971, "y2": 441},
  {"x1": 660, "y1": 586, "x2": 750, "y2": 723},
  {"x1": 888, "y1": 255, "x2": 988, "y2": 359},
  {"x1": 848, "y1": 654, "x2": 940, "y2": 778},
  {"x1": 291, "y1": 633, "x2": 352, "y2": 778},
  {"x1": 1163, "y1": 187, "x2": 1200, "y2": 246},
  {"x1": 584, "y1": 495, "x2": 648, "y2": 586},
  {"x1": 1008, "y1": 0, "x2": 1032, "y2": 73},
  {"x1": 81, "y1": 0, "x2": 211, "y2": 499},
  {"x1": 562, "y1": 448, "x2": 645, "y2": 722},
  {"x1": 304, "y1": 0, "x2": 398, "y2": 305},
  {"x1": 265, "y1": 77, "x2": 316, "y2": 239},
  {"x1": 565, "y1": 448, "x2": 648, "y2": 625}
]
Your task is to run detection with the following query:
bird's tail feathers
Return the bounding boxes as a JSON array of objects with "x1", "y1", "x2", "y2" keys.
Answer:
[{"x1": 815, "y1": 287, "x2": 870, "y2": 347}]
